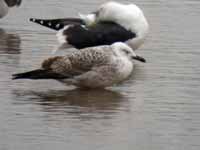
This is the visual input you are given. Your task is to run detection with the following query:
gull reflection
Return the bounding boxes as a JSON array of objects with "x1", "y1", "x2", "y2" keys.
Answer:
[
  {"x1": 0, "y1": 28, "x2": 21, "y2": 54},
  {"x1": 13, "y1": 89, "x2": 127, "y2": 120}
]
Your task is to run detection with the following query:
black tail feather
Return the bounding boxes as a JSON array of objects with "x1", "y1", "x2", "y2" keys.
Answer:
[
  {"x1": 30, "y1": 18, "x2": 85, "y2": 31},
  {"x1": 12, "y1": 69, "x2": 69, "y2": 80}
]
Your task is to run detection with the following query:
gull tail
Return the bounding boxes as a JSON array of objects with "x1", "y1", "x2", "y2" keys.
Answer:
[
  {"x1": 30, "y1": 18, "x2": 84, "y2": 31},
  {"x1": 30, "y1": 18, "x2": 64, "y2": 31},
  {"x1": 12, "y1": 69, "x2": 68, "y2": 80}
]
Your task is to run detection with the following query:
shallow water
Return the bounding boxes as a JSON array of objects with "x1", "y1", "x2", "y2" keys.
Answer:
[{"x1": 0, "y1": 0, "x2": 200, "y2": 150}]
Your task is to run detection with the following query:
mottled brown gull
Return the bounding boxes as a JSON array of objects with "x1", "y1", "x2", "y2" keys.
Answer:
[{"x1": 12, "y1": 42, "x2": 146, "y2": 88}]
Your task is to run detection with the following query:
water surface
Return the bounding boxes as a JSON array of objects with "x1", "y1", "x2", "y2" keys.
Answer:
[{"x1": 0, "y1": 0, "x2": 200, "y2": 150}]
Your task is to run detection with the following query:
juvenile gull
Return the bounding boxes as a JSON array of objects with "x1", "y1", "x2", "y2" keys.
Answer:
[
  {"x1": 30, "y1": 1, "x2": 149, "y2": 52},
  {"x1": 12, "y1": 42, "x2": 146, "y2": 88},
  {"x1": 0, "y1": 0, "x2": 22, "y2": 18}
]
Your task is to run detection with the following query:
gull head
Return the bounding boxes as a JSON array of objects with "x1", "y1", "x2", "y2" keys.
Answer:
[
  {"x1": 111, "y1": 42, "x2": 146, "y2": 63},
  {"x1": 79, "y1": 13, "x2": 96, "y2": 26}
]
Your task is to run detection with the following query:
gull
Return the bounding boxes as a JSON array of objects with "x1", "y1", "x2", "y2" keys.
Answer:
[
  {"x1": 12, "y1": 42, "x2": 146, "y2": 88},
  {"x1": 30, "y1": 1, "x2": 149, "y2": 53},
  {"x1": 0, "y1": 0, "x2": 22, "y2": 18}
]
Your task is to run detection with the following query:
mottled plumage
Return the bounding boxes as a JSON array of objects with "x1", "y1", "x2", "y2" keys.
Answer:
[
  {"x1": 13, "y1": 42, "x2": 146, "y2": 88},
  {"x1": 42, "y1": 46, "x2": 112, "y2": 77}
]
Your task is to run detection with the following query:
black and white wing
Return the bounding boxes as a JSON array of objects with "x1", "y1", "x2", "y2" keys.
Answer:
[
  {"x1": 57, "y1": 21, "x2": 136, "y2": 49},
  {"x1": 30, "y1": 18, "x2": 85, "y2": 31}
]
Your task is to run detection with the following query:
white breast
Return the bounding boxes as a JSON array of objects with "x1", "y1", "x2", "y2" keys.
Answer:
[{"x1": 115, "y1": 56, "x2": 134, "y2": 81}]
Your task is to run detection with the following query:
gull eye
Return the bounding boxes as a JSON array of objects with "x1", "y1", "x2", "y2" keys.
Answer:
[{"x1": 124, "y1": 49, "x2": 130, "y2": 55}]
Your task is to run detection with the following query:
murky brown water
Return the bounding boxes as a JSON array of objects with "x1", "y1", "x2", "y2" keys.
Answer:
[{"x1": 0, "y1": 0, "x2": 200, "y2": 149}]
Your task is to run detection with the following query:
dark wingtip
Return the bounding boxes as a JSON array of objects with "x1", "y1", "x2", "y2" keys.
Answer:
[
  {"x1": 12, "y1": 69, "x2": 70, "y2": 80},
  {"x1": 11, "y1": 70, "x2": 44, "y2": 80},
  {"x1": 29, "y1": 18, "x2": 61, "y2": 31},
  {"x1": 12, "y1": 73, "x2": 21, "y2": 80},
  {"x1": 12, "y1": 72, "x2": 29, "y2": 80},
  {"x1": 29, "y1": 18, "x2": 37, "y2": 23},
  {"x1": 30, "y1": 18, "x2": 34, "y2": 22}
]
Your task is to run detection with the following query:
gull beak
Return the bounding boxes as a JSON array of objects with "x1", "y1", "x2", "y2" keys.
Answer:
[{"x1": 132, "y1": 55, "x2": 146, "y2": 63}]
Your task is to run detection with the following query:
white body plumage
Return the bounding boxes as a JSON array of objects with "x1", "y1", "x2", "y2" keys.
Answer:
[{"x1": 61, "y1": 43, "x2": 136, "y2": 88}]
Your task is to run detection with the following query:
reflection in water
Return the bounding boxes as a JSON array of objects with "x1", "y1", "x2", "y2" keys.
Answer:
[
  {"x1": 0, "y1": 28, "x2": 21, "y2": 54},
  {"x1": 13, "y1": 89, "x2": 126, "y2": 119}
]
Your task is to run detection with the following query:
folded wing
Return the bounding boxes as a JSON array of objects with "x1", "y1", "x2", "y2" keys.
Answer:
[
  {"x1": 13, "y1": 47, "x2": 111, "y2": 80},
  {"x1": 57, "y1": 21, "x2": 136, "y2": 49}
]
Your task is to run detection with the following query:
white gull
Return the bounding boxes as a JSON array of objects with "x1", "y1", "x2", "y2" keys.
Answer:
[{"x1": 30, "y1": 1, "x2": 149, "y2": 53}]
